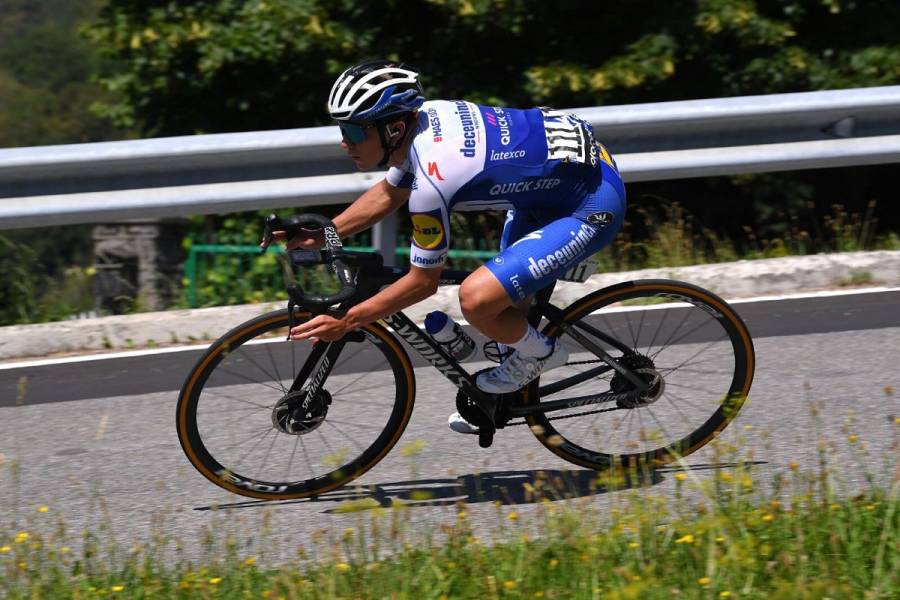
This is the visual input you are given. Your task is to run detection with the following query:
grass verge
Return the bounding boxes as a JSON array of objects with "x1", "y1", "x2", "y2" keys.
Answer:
[{"x1": 1, "y1": 464, "x2": 897, "y2": 599}]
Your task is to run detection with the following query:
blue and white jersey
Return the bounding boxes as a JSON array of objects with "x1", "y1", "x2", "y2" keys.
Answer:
[{"x1": 386, "y1": 100, "x2": 615, "y2": 268}]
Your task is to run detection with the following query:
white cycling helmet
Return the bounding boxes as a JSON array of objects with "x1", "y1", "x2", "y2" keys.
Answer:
[
  {"x1": 328, "y1": 59, "x2": 425, "y2": 123},
  {"x1": 328, "y1": 59, "x2": 426, "y2": 165}
]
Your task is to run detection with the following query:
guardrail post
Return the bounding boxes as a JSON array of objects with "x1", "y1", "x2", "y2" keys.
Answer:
[{"x1": 373, "y1": 212, "x2": 398, "y2": 266}]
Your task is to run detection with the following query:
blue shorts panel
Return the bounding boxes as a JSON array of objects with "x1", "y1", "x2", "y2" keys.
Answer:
[{"x1": 486, "y1": 161, "x2": 626, "y2": 302}]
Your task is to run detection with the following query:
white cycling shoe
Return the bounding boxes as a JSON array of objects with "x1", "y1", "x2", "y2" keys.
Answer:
[
  {"x1": 475, "y1": 341, "x2": 569, "y2": 394},
  {"x1": 447, "y1": 412, "x2": 480, "y2": 434}
]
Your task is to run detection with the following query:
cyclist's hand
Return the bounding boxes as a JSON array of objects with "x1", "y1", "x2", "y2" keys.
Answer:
[
  {"x1": 290, "y1": 314, "x2": 348, "y2": 342},
  {"x1": 261, "y1": 229, "x2": 326, "y2": 251}
]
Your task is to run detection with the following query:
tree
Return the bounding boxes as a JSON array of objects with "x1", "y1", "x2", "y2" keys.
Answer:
[
  {"x1": 86, "y1": 0, "x2": 899, "y2": 255},
  {"x1": 0, "y1": 0, "x2": 126, "y2": 147}
]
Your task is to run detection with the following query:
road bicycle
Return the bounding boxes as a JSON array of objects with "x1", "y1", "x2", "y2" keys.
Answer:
[{"x1": 177, "y1": 214, "x2": 756, "y2": 500}]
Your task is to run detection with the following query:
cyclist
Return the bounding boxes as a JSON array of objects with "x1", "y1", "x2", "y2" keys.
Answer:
[{"x1": 279, "y1": 59, "x2": 626, "y2": 431}]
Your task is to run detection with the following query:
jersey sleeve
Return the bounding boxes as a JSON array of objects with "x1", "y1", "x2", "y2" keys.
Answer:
[
  {"x1": 408, "y1": 179, "x2": 451, "y2": 269},
  {"x1": 386, "y1": 166, "x2": 414, "y2": 189}
]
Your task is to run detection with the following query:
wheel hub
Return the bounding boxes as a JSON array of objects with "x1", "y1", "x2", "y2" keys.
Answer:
[
  {"x1": 610, "y1": 354, "x2": 665, "y2": 408},
  {"x1": 272, "y1": 389, "x2": 332, "y2": 435}
]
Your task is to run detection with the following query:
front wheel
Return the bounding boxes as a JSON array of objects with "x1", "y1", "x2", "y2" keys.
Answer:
[
  {"x1": 526, "y1": 280, "x2": 755, "y2": 470},
  {"x1": 176, "y1": 309, "x2": 416, "y2": 500}
]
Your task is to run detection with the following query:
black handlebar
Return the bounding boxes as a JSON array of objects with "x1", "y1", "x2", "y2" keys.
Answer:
[{"x1": 261, "y1": 213, "x2": 358, "y2": 309}]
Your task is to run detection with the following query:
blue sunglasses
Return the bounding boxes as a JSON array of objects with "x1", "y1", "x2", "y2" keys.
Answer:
[{"x1": 338, "y1": 121, "x2": 372, "y2": 143}]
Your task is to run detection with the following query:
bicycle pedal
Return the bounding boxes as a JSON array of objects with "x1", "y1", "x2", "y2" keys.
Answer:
[{"x1": 478, "y1": 428, "x2": 494, "y2": 448}]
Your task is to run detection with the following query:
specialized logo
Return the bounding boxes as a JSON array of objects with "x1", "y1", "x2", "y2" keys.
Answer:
[
  {"x1": 493, "y1": 256, "x2": 504, "y2": 265},
  {"x1": 427, "y1": 107, "x2": 443, "y2": 142},
  {"x1": 526, "y1": 223, "x2": 597, "y2": 279},
  {"x1": 411, "y1": 211, "x2": 445, "y2": 250},
  {"x1": 304, "y1": 355, "x2": 330, "y2": 405},
  {"x1": 454, "y1": 100, "x2": 478, "y2": 158},
  {"x1": 510, "y1": 230, "x2": 543, "y2": 248},
  {"x1": 382, "y1": 314, "x2": 469, "y2": 389},
  {"x1": 586, "y1": 211, "x2": 614, "y2": 227},
  {"x1": 427, "y1": 162, "x2": 445, "y2": 181}
]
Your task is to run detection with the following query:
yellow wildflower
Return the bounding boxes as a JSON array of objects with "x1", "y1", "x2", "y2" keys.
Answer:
[
  {"x1": 628, "y1": 542, "x2": 639, "y2": 549},
  {"x1": 111, "y1": 585, "x2": 124, "y2": 592},
  {"x1": 37, "y1": 506, "x2": 49, "y2": 513},
  {"x1": 675, "y1": 473, "x2": 687, "y2": 481},
  {"x1": 14, "y1": 532, "x2": 28, "y2": 543},
  {"x1": 503, "y1": 580, "x2": 516, "y2": 591},
  {"x1": 243, "y1": 557, "x2": 257, "y2": 567},
  {"x1": 675, "y1": 534, "x2": 694, "y2": 544},
  {"x1": 335, "y1": 563, "x2": 350, "y2": 572},
  {"x1": 507, "y1": 511, "x2": 519, "y2": 521},
  {"x1": 549, "y1": 559, "x2": 559, "y2": 569},
  {"x1": 762, "y1": 514, "x2": 774, "y2": 522},
  {"x1": 698, "y1": 577, "x2": 711, "y2": 586},
  {"x1": 0, "y1": 546, "x2": 10, "y2": 553},
  {"x1": 209, "y1": 578, "x2": 222, "y2": 585},
  {"x1": 720, "y1": 592, "x2": 732, "y2": 598}
]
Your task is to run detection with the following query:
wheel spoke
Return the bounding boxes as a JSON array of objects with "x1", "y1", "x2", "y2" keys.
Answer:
[
  {"x1": 213, "y1": 366, "x2": 285, "y2": 394},
  {"x1": 532, "y1": 285, "x2": 749, "y2": 467},
  {"x1": 180, "y1": 311, "x2": 414, "y2": 498},
  {"x1": 264, "y1": 343, "x2": 286, "y2": 394},
  {"x1": 236, "y1": 347, "x2": 286, "y2": 393}
]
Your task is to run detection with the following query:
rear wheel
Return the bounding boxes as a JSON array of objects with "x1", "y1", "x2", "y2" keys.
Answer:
[
  {"x1": 526, "y1": 280, "x2": 755, "y2": 470},
  {"x1": 176, "y1": 309, "x2": 415, "y2": 500}
]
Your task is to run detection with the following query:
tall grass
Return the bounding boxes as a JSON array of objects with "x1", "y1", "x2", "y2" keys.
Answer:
[{"x1": 2, "y1": 398, "x2": 898, "y2": 599}]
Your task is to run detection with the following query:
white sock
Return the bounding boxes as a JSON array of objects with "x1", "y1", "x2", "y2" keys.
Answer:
[{"x1": 509, "y1": 324, "x2": 553, "y2": 359}]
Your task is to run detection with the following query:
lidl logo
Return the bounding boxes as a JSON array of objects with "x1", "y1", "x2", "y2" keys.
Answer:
[{"x1": 411, "y1": 213, "x2": 445, "y2": 250}]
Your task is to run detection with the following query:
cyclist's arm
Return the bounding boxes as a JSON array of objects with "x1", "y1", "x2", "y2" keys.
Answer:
[
  {"x1": 334, "y1": 178, "x2": 410, "y2": 238},
  {"x1": 343, "y1": 265, "x2": 441, "y2": 330}
]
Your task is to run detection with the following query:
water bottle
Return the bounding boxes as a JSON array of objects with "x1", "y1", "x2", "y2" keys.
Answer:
[{"x1": 424, "y1": 311, "x2": 476, "y2": 362}]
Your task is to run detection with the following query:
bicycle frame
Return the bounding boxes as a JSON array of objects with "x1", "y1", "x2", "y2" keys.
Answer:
[{"x1": 293, "y1": 265, "x2": 650, "y2": 433}]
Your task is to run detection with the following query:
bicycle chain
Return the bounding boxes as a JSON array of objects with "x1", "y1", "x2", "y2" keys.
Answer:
[{"x1": 502, "y1": 359, "x2": 615, "y2": 427}]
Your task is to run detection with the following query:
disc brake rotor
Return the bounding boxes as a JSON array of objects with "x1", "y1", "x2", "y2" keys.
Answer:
[{"x1": 272, "y1": 389, "x2": 332, "y2": 435}]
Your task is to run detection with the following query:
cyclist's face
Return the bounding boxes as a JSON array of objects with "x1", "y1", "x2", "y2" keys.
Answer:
[{"x1": 339, "y1": 122, "x2": 380, "y2": 169}]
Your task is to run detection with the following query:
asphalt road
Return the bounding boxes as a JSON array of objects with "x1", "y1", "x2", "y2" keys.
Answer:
[
  {"x1": 2, "y1": 289, "x2": 899, "y2": 406},
  {"x1": 0, "y1": 289, "x2": 898, "y2": 564}
]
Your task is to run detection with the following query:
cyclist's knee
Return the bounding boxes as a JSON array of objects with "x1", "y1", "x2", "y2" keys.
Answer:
[{"x1": 459, "y1": 269, "x2": 511, "y2": 321}]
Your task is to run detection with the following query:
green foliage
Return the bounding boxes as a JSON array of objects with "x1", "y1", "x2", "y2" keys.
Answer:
[
  {"x1": 0, "y1": 0, "x2": 127, "y2": 147},
  {"x1": 84, "y1": 0, "x2": 897, "y2": 136},
  {"x1": 0, "y1": 235, "x2": 40, "y2": 324},
  {"x1": 0, "y1": 228, "x2": 97, "y2": 326}
]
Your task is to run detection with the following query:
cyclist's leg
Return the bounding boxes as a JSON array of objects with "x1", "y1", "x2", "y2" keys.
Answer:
[
  {"x1": 463, "y1": 162, "x2": 626, "y2": 341},
  {"x1": 460, "y1": 208, "x2": 539, "y2": 345},
  {"x1": 460, "y1": 177, "x2": 623, "y2": 393}
]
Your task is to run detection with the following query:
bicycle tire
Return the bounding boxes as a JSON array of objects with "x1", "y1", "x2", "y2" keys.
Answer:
[
  {"x1": 176, "y1": 309, "x2": 416, "y2": 500},
  {"x1": 526, "y1": 279, "x2": 755, "y2": 470}
]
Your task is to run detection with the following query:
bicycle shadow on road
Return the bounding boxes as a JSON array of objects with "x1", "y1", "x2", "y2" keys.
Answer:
[{"x1": 195, "y1": 461, "x2": 765, "y2": 512}]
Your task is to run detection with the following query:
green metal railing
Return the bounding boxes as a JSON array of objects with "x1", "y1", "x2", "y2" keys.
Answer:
[{"x1": 184, "y1": 244, "x2": 496, "y2": 308}]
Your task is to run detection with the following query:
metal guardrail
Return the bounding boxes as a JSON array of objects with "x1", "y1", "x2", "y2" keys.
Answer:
[{"x1": 1, "y1": 86, "x2": 899, "y2": 235}]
